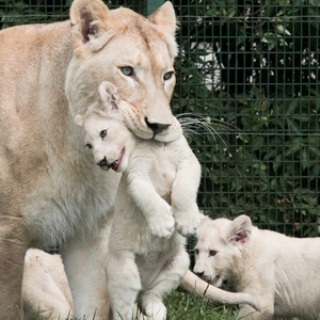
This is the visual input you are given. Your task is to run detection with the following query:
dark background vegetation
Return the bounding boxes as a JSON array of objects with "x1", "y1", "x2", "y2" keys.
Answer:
[{"x1": 1, "y1": 0, "x2": 320, "y2": 237}]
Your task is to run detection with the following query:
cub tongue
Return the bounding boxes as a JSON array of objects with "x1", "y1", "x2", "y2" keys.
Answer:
[{"x1": 111, "y1": 148, "x2": 125, "y2": 171}]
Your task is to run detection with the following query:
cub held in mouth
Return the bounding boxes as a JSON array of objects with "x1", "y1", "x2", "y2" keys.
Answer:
[{"x1": 75, "y1": 81, "x2": 201, "y2": 319}]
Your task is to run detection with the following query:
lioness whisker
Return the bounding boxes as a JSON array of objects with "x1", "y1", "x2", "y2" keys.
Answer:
[{"x1": 177, "y1": 112, "x2": 238, "y2": 148}]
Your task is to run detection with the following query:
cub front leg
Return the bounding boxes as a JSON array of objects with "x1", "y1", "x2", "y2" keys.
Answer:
[
  {"x1": 171, "y1": 156, "x2": 201, "y2": 236},
  {"x1": 237, "y1": 287, "x2": 273, "y2": 320},
  {"x1": 126, "y1": 172, "x2": 175, "y2": 238},
  {"x1": 106, "y1": 250, "x2": 141, "y2": 320}
]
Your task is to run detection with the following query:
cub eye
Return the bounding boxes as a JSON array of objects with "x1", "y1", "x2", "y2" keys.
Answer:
[
  {"x1": 194, "y1": 249, "x2": 199, "y2": 255},
  {"x1": 100, "y1": 129, "x2": 108, "y2": 139},
  {"x1": 163, "y1": 71, "x2": 174, "y2": 81},
  {"x1": 85, "y1": 143, "x2": 92, "y2": 149},
  {"x1": 209, "y1": 250, "x2": 217, "y2": 257},
  {"x1": 120, "y1": 66, "x2": 134, "y2": 77}
]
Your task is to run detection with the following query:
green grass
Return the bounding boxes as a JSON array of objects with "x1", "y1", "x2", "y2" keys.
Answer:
[
  {"x1": 166, "y1": 289, "x2": 239, "y2": 320},
  {"x1": 26, "y1": 290, "x2": 239, "y2": 320}
]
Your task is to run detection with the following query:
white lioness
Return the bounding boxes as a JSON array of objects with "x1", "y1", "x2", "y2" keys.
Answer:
[
  {"x1": 75, "y1": 81, "x2": 201, "y2": 320},
  {"x1": 0, "y1": 0, "x2": 180, "y2": 318},
  {"x1": 0, "y1": 0, "x2": 260, "y2": 317},
  {"x1": 194, "y1": 214, "x2": 320, "y2": 319}
]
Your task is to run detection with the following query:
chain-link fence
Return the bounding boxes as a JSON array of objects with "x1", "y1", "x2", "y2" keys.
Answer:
[{"x1": 1, "y1": 0, "x2": 319, "y2": 237}]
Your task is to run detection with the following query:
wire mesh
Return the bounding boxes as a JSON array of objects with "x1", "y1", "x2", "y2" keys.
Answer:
[{"x1": 1, "y1": 0, "x2": 319, "y2": 237}]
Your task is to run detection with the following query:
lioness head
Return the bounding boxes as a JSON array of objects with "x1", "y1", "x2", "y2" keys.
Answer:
[
  {"x1": 66, "y1": 0, "x2": 179, "y2": 143},
  {"x1": 193, "y1": 215, "x2": 253, "y2": 288}
]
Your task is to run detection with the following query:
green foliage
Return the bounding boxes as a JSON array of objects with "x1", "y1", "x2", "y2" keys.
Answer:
[
  {"x1": 173, "y1": 0, "x2": 320, "y2": 236},
  {"x1": 0, "y1": 0, "x2": 69, "y2": 28}
]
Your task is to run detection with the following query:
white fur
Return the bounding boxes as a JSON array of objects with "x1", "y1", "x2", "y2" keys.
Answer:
[
  {"x1": 194, "y1": 214, "x2": 320, "y2": 319},
  {"x1": 76, "y1": 81, "x2": 201, "y2": 320},
  {"x1": 0, "y1": 0, "x2": 180, "y2": 318},
  {"x1": 22, "y1": 249, "x2": 73, "y2": 320}
]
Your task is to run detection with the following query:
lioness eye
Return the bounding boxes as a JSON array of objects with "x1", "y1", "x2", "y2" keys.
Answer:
[
  {"x1": 163, "y1": 71, "x2": 174, "y2": 81},
  {"x1": 120, "y1": 66, "x2": 134, "y2": 77},
  {"x1": 209, "y1": 250, "x2": 217, "y2": 257},
  {"x1": 100, "y1": 129, "x2": 108, "y2": 139},
  {"x1": 85, "y1": 143, "x2": 92, "y2": 149}
]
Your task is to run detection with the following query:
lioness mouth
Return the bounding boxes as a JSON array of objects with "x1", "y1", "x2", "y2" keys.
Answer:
[{"x1": 110, "y1": 147, "x2": 125, "y2": 172}]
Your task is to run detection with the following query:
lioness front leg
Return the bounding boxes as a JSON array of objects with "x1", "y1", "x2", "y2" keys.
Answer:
[
  {"x1": 106, "y1": 250, "x2": 141, "y2": 320},
  {"x1": 61, "y1": 233, "x2": 111, "y2": 320},
  {"x1": 0, "y1": 219, "x2": 28, "y2": 320}
]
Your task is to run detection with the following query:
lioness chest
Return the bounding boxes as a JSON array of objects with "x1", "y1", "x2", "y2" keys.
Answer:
[{"x1": 24, "y1": 154, "x2": 121, "y2": 248}]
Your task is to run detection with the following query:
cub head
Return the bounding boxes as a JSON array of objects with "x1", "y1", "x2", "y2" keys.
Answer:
[
  {"x1": 193, "y1": 215, "x2": 252, "y2": 288},
  {"x1": 75, "y1": 81, "x2": 133, "y2": 173},
  {"x1": 66, "y1": 0, "x2": 180, "y2": 143}
]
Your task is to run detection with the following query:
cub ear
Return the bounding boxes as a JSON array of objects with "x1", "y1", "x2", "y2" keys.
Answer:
[
  {"x1": 148, "y1": 2, "x2": 178, "y2": 58},
  {"x1": 74, "y1": 114, "x2": 84, "y2": 127},
  {"x1": 98, "y1": 81, "x2": 119, "y2": 111},
  {"x1": 227, "y1": 215, "x2": 252, "y2": 246},
  {"x1": 69, "y1": 0, "x2": 118, "y2": 51}
]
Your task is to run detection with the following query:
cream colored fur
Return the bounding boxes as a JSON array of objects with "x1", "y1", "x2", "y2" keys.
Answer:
[
  {"x1": 23, "y1": 249, "x2": 73, "y2": 320},
  {"x1": 0, "y1": 0, "x2": 181, "y2": 319},
  {"x1": 194, "y1": 214, "x2": 320, "y2": 319},
  {"x1": 75, "y1": 81, "x2": 201, "y2": 320}
]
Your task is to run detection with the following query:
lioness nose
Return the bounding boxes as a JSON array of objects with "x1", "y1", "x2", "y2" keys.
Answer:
[
  {"x1": 145, "y1": 117, "x2": 171, "y2": 134},
  {"x1": 98, "y1": 156, "x2": 108, "y2": 167}
]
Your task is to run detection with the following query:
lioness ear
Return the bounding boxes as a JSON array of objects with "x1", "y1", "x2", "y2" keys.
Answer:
[
  {"x1": 70, "y1": 0, "x2": 118, "y2": 52},
  {"x1": 148, "y1": 2, "x2": 178, "y2": 58},
  {"x1": 98, "y1": 81, "x2": 119, "y2": 111},
  {"x1": 228, "y1": 215, "x2": 252, "y2": 246},
  {"x1": 148, "y1": 2, "x2": 177, "y2": 37},
  {"x1": 74, "y1": 114, "x2": 84, "y2": 127}
]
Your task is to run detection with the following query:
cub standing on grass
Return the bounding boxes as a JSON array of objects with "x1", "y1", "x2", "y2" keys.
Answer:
[
  {"x1": 194, "y1": 214, "x2": 320, "y2": 320},
  {"x1": 75, "y1": 81, "x2": 201, "y2": 320}
]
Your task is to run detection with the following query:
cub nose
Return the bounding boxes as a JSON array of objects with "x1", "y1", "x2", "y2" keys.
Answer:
[
  {"x1": 194, "y1": 271, "x2": 205, "y2": 278},
  {"x1": 145, "y1": 117, "x2": 171, "y2": 134},
  {"x1": 98, "y1": 156, "x2": 108, "y2": 167}
]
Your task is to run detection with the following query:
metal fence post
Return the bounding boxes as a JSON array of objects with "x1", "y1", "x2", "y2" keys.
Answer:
[{"x1": 147, "y1": 0, "x2": 164, "y2": 15}]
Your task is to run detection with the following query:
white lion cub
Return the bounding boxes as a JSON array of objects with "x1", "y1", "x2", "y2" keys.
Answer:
[
  {"x1": 194, "y1": 214, "x2": 320, "y2": 319},
  {"x1": 75, "y1": 81, "x2": 201, "y2": 320}
]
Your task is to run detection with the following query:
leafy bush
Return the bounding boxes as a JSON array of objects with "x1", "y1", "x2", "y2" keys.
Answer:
[{"x1": 173, "y1": 0, "x2": 320, "y2": 236}]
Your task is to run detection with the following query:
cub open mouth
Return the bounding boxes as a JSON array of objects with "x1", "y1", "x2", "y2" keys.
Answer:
[
  {"x1": 110, "y1": 147, "x2": 125, "y2": 172},
  {"x1": 210, "y1": 275, "x2": 221, "y2": 286}
]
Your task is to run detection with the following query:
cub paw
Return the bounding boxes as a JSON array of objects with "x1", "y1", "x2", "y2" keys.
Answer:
[
  {"x1": 144, "y1": 301, "x2": 167, "y2": 320},
  {"x1": 174, "y1": 205, "x2": 201, "y2": 236},
  {"x1": 147, "y1": 208, "x2": 175, "y2": 239}
]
